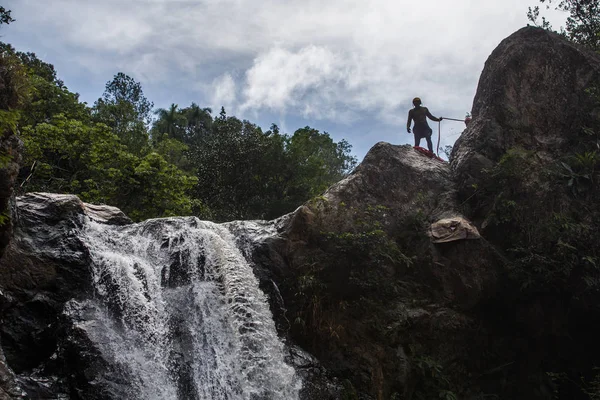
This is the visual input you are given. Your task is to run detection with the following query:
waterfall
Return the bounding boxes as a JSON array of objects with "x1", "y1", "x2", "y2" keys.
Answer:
[{"x1": 74, "y1": 216, "x2": 300, "y2": 400}]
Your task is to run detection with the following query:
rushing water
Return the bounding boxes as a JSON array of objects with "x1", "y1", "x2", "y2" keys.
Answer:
[{"x1": 76, "y1": 216, "x2": 300, "y2": 400}]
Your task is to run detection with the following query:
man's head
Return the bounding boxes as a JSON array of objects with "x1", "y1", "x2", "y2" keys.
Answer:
[{"x1": 412, "y1": 97, "x2": 422, "y2": 107}]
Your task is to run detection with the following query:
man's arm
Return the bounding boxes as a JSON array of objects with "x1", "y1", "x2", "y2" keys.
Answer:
[
  {"x1": 407, "y1": 110, "x2": 413, "y2": 133},
  {"x1": 425, "y1": 107, "x2": 441, "y2": 122}
]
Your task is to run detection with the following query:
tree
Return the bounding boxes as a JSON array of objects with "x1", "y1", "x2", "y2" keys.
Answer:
[
  {"x1": 7, "y1": 41, "x2": 359, "y2": 223},
  {"x1": 0, "y1": 42, "x2": 59, "y2": 84},
  {"x1": 528, "y1": 0, "x2": 600, "y2": 50},
  {"x1": 20, "y1": 114, "x2": 197, "y2": 221},
  {"x1": 0, "y1": 45, "x2": 28, "y2": 114},
  {"x1": 98, "y1": 72, "x2": 153, "y2": 123},
  {"x1": 0, "y1": 42, "x2": 90, "y2": 130},
  {"x1": 285, "y1": 127, "x2": 357, "y2": 198},
  {"x1": 188, "y1": 117, "x2": 357, "y2": 221},
  {"x1": 93, "y1": 73, "x2": 153, "y2": 154},
  {"x1": 152, "y1": 103, "x2": 186, "y2": 142},
  {"x1": 190, "y1": 113, "x2": 273, "y2": 220},
  {"x1": 181, "y1": 103, "x2": 212, "y2": 145},
  {"x1": 0, "y1": 6, "x2": 14, "y2": 25},
  {"x1": 5, "y1": 48, "x2": 199, "y2": 221}
]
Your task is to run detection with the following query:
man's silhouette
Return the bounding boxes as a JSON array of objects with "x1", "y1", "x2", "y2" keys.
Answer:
[{"x1": 406, "y1": 97, "x2": 442, "y2": 153}]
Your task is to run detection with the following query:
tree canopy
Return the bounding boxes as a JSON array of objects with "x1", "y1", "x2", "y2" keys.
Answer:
[
  {"x1": 528, "y1": 0, "x2": 600, "y2": 50},
  {"x1": 0, "y1": 6, "x2": 13, "y2": 25},
  {"x1": 1, "y1": 35, "x2": 357, "y2": 222}
]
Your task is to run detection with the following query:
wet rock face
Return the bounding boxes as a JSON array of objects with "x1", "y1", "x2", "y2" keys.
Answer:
[{"x1": 0, "y1": 193, "x2": 132, "y2": 398}]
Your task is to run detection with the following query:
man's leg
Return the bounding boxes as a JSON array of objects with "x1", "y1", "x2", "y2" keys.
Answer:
[
  {"x1": 414, "y1": 133, "x2": 421, "y2": 147},
  {"x1": 425, "y1": 135, "x2": 434, "y2": 153}
]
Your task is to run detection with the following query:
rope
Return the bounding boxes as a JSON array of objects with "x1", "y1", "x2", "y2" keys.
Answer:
[
  {"x1": 438, "y1": 117, "x2": 466, "y2": 155},
  {"x1": 437, "y1": 121, "x2": 441, "y2": 156}
]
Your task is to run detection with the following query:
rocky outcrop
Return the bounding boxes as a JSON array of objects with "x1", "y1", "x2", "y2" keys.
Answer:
[
  {"x1": 0, "y1": 194, "x2": 131, "y2": 398},
  {"x1": 452, "y1": 26, "x2": 600, "y2": 204},
  {"x1": 256, "y1": 27, "x2": 600, "y2": 400},
  {"x1": 255, "y1": 145, "x2": 502, "y2": 400},
  {"x1": 446, "y1": 26, "x2": 600, "y2": 400}
]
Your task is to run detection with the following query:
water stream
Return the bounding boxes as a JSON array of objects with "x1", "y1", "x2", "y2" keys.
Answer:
[{"x1": 75, "y1": 216, "x2": 300, "y2": 400}]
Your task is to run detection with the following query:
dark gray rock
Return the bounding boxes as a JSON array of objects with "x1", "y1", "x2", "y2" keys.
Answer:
[
  {"x1": 319, "y1": 142, "x2": 458, "y2": 224},
  {"x1": 452, "y1": 26, "x2": 600, "y2": 198},
  {"x1": 247, "y1": 143, "x2": 503, "y2": 400},
  {"x1": 0, "y1": 193, "x2": 132, "y2": 399},
  {"x1": 0, "y1": 341, "x2": 26, "y2": 400}
]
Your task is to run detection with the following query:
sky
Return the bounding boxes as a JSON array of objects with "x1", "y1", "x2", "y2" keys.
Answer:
[{"x1": 1, "y1": 0, "x2": 566, "y2": 161}]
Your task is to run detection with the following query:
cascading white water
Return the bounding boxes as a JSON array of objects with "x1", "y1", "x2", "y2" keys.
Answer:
[{"x1": 77, "y1": 216, "x2": 301, "y2": 400}]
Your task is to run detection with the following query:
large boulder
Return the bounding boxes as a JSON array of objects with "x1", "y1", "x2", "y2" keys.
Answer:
[
  {"x1": 449, "y1": 26, "x2": 600, "y2": 400},
  {"x1": 0, "y1": 193, "x2": 131, "y2": 398},
  {"x1": 452, "y1": 26, "x2": 600, "y2": 200},
  {"x1": 252, "y1": 144, "x2": 502, "y2": 400}
]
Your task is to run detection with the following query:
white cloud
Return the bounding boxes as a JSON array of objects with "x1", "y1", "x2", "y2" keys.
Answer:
[
  {"x1": 211, "y1": 72, "x2": 237, "y2": 113},
  {"x1": 240, "y1": 46, "x2": 345, "y2": 115},
  {"x1": 3, "y1": 0, "x2": 572, "y2": 157}
]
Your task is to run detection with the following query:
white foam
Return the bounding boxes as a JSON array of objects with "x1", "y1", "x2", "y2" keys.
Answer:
[{"x1": 78, "y1": 217, "x2": 300, "y2": 400}]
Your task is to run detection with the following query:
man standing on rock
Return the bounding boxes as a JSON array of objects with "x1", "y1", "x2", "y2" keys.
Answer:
[{"x1": 406, "y1": 97, "x2": 442, "y2": 153}]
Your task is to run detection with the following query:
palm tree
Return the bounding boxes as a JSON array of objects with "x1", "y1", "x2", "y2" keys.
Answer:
[
  {"x1": 183, "y1": 103, "x2": 213, "y2": 145},
  {"x1": 152, "y1": 103, "x2": 185, "y2": 142}
]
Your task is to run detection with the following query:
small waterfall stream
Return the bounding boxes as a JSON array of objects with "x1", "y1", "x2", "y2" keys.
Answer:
[{"x1": 74, "y1": 216, "x2": 300, "y2": 400}]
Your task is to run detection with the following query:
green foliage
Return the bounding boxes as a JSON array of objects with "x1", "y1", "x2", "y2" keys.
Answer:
[
  {"x1": 98, "y1": 72, "x2": 153, "y2": 124},
  {"x1": 5, "y1": 39, "x2": 357, "y2": 223},
  {"x1": 557, "y1": 151, "x2": 599, "y2": 195},
  {"x1": 0, "y1": 109, "x2": 19, "y2": 135},
  {"x1": 584, "y1": 368, "x2": 600, "y2": 400},
  {"x1": 189, "y1": 114, "x2": 285, "y2": 220},
  {"x1": 5, "y1": 52, "x2": 199, "y2": 222},
  {"x1": 0, "y1": 45, "x2": 30, "y2": 111},
  {"x1": 527, "y1": 0, "x2": 600, "y2": 50},
  {"x1": 1, "y1": 44, "x2": 29, "y2": 176},
  {"x1": 475, "y1": 146, "x2": 600, "y2": 292},
  {"x1": 152, "y1": 103, "x2": 187, "y2": 143},
  {"x1": 1, "y1": 42, "x2": 87, "y2": 126},
  {"x1": 187, "y1": 117, "x2": 357, "y2": 221},
  {"x1": 0, "y1": 42, "x2": 59, "y2": 83},
  {"x1": 286, "y1": 127, "x2": 357, "y2": 198},
  {"x1": 0, "y1": 6, "x2": 14, "y2": 25},
  {"x1": 126, "y1": 152, "x2": 197, "y2": 220},
  {"x1": 292, "y1": 203, "x2": 413, "y2": 342},
  {"x1": 411, "y1": 350, "x2": 458, "y2": 400},
  {"x1": 341, "y1": 379, "x2": 359, "y2": 400},
  {"x1": 19, "y1": 115, "x2": 197, "y2": 221},
  {"x1": 92, "y1": 73, "x2": 153, "y2": 155},
  {"x1": 153, "y1": 137, "x2": 191, "y2": 171}
]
